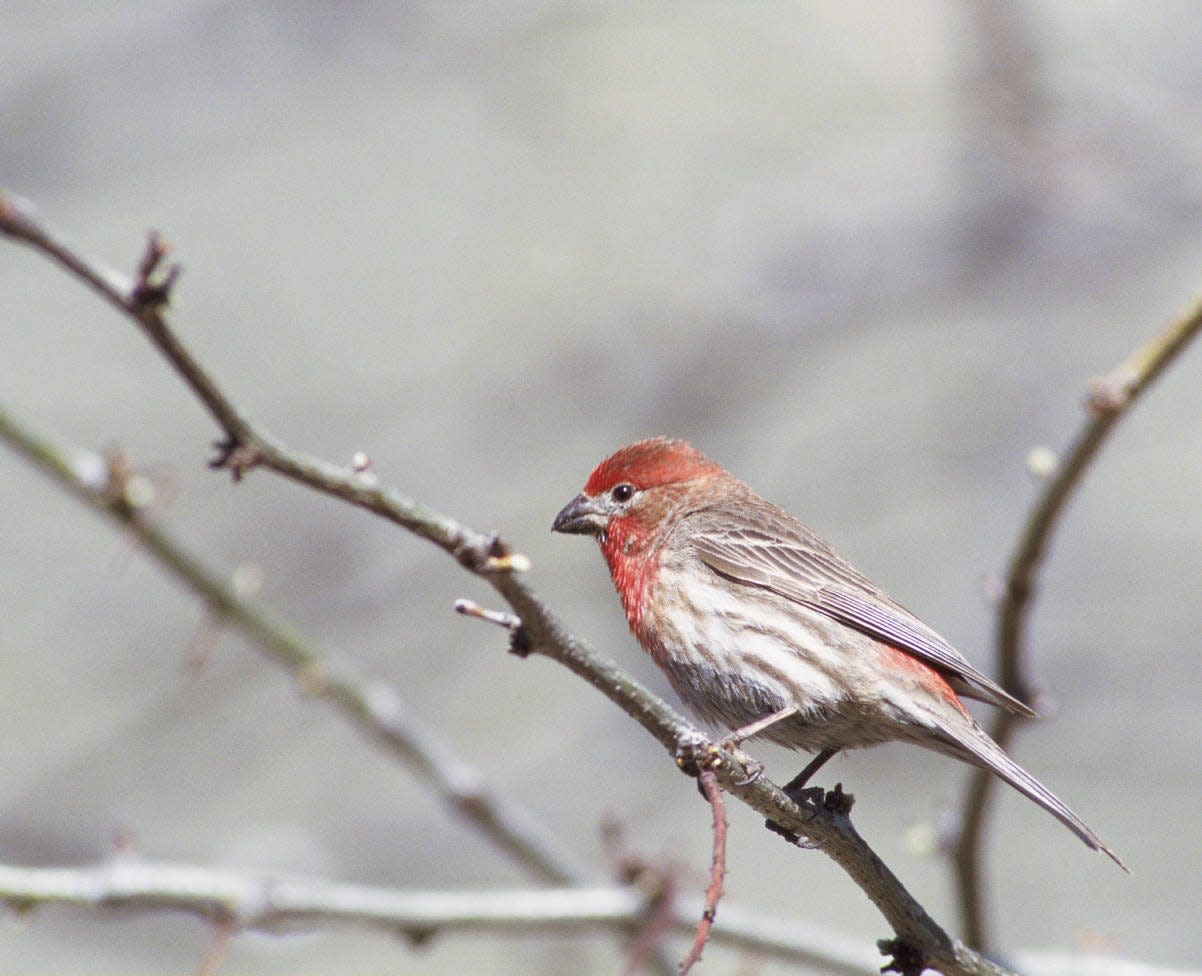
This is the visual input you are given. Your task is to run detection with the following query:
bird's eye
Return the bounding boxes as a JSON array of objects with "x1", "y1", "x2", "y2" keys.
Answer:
[{"x1": 610, "y1": 483, "x2": 636, "y2": 503}]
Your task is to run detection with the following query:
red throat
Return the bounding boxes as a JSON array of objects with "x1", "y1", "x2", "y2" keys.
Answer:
[{"x1": 598, "y1": 515, "x2": 660, "y2": 635}]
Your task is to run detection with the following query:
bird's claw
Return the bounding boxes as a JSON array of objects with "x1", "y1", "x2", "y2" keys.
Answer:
[
  {"x1": 782, "y1": 781, "x2": 855, "y2": 815},
  {"x1": 675, "y1": 737, "x2": 762, "y2": 787},
  {"x1": 783, "y1": 784, "x2": 827, "y2": 806},
  {"x1": 729, "y1": 756, "x2": 764, "y2": 786},
  {"x1": 712, "y1": 731, "x2": 765, "y2": 785},
  {"x1": 764, "y1": 817, "x2": 821, "y2": 849},
  {"x1": 822, "y1": 782, "x2": 855, "y2": 815}
]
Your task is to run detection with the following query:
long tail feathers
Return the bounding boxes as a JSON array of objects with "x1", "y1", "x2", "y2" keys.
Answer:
[{"x1": 944, "y1": 729, "x2": 1128, "y2": 871}]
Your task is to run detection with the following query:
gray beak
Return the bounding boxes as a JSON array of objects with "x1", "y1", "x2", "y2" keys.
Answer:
[{"x1": 551, "y1": 493, "x2": 607, "y2": 535}]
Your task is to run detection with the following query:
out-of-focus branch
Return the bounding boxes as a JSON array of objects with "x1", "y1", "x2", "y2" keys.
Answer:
[
  {"x1": 0, "y1": 405, "x2": 583, "y2": 889},
  {"x1": 0, "y1": 858, "x2": 878, "y2": 974},
  {"x1": 1, "y1": 190, "x2": 1015, "y2": 976},
  {"x1": 956, "y1": 296, "x2": 1202, "y2": 948},
  {"x1": 954, "y1": 0, "x2": 1045, "y2": 271}
]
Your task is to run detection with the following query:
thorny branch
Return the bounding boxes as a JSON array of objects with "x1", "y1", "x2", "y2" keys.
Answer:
[
  {"x1": 679, "y1": 768, "x2": 727, "y2": 975},
  {"x1": 954, "y1": 296, "x2": 1202, "y2": 949}
]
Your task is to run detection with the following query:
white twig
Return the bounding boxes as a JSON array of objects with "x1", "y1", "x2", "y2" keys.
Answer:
[{"x1": 0, "y1": 858, "x2": 877, "y2": 974}]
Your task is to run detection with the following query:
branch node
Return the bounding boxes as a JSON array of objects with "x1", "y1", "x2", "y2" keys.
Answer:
[
  {"x1": 472, "y1": 534, "x2": 531, "y2": 574},
  {"x1": 101, "y1": 446, "x2": 156, "y2": 519},
  {"x1": 1086, "y1": 363, "x2": 1140, "y2": 416},
  {"x1": 507, "y1": 626, "x2": 532, "y2": 658},
  {"x1": 484, "y1": 550, "x2": 531, "y2": 573},
  {"x1": 878, "y1": 936, "x2": 928, "y2": 976},
  {"x1": 401, "y1": 925, "x2": 438, "y2": 948},
  {"x1": 130, "y1": 231, "x2": 181, "y2": 309},
  {"x1": 1025, "y1": 444, "x2": 1059, "y2": 480},
  {"x1": 0, "y1": 189, "x2": 32, "y2": 229},
  {"x1": 449, "y1": 782, "x2": 490, "y2": 821},
  {"x1": 351, "y1": 451, "x2": 380, "y2": 485},
  {"x1": 209, "y1": 436, "x2": 261, "y2": 481},
  {"x1": 675, "y1": 733, "x2": 765, "y2": 796},
  {"x1": 452, "y1": 533, "x2": 531, "y2": 574},
  {"x1": 673, "y1": 736, "x2": 718, "y2": 780}
]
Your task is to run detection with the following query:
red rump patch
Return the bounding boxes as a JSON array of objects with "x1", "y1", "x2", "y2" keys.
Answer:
[
  {"x1": 585, "y1": 437, "x2": 722, "y2": 495},
  {"x1": 877, "y1": 641, "x2": 970, "y2": 715}
]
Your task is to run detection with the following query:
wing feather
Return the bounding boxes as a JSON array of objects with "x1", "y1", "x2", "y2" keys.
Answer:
[{"x1": 691, "y1": 521, "x2": 1034, "y2": 717}]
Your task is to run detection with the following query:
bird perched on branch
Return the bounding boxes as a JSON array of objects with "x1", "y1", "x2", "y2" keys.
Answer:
[{"x1": 553, "y1": 436, "x2": 1122, "y2": 867}]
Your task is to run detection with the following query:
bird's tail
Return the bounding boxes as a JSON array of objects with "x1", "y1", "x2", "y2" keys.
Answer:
[{"x1": 939, "y1": 727, "x2": 1127, "y2": 871}]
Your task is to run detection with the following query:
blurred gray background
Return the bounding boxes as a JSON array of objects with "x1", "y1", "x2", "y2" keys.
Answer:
[{"x1": 3, "y1": 2, "x2": 1201, "y2": 973}]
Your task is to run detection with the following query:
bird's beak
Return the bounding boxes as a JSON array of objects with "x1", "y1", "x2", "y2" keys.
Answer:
[{"x1": 551, "y1": 493, "x2": 607, "y2": 535}]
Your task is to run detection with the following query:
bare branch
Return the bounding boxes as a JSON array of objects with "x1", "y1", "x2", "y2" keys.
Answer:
[
  {"x1": 679, "y1": 768, "x2": 727, "y2": 975},
  {"x1": 0, "y1": 858, "x2": 877, "y2": 974},
  {"x1": 0, "y1": 406, "x2": 583, "y2": 888},
  {"x1": 2, "y1": 190, "x2": 1018, "y2": 976},
  {"x1": 196, "y1": 917, "x2": 235, "y2": 976},
  {"x1": 956, "y1": 295, "x2": 1202, "y2": 947}
]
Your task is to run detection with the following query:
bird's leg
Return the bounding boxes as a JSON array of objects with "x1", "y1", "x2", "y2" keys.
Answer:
[
  {"x1": 720, "y1": 703, "x2": 801, "y2": 748},
  {"x1": 708, "y1": 704, "x2": 801, "y2": 787},
  {"x1": 782, "y1": 747, "x2": 837, "y2": 800},
  {"x1": 763, "y1": 747, "x2": 846, "y2": 842}
]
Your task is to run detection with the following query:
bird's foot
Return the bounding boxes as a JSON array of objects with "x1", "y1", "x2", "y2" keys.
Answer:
[
  {"x1": 720, "y1": 704, "x2": 800, "y2": 748},
  {"x1": 714, "y1": 737, "x2": 764, "y2": 786},
  {"x1": 675, "y1": 736, "x2": 763, "y2": 791},
  {"x1": 782, "y1": 784, "x2": 827, "y2": 806},
  {"x1": 765, "y1": 781, "x2": 854, "y2": 846},
  {"x1": 764, "y1": 816, "x2": 819, "y2": 848},
  {"x1": 781, "y1": 780, "x2": 855, "y2": 814},
  {"x1": 821, "y1": 781, "x2": 855, "y2": 815}
]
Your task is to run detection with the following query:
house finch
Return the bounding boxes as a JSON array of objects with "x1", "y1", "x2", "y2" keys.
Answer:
[{"x1": 552, "y1": 437, "x2": 1122, "y2": 866}]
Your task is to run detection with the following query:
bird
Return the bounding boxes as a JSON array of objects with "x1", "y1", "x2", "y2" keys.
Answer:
[{"x1": 552, "y1": 436, "x2": 1122, "y2": 866}]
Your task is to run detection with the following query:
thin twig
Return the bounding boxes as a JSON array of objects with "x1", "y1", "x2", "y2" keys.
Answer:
[
  {"x1": 196, "y1": 917, "x2": 235, "y2": 976},
  {"x1": 955, "y1": 295, "x2": 1202, "y2": 948},
  {"x1": 453, "y1": 598, "x2": 523, "y2": 633},
  {"x1": 0, "y1": 406, "x2": 583, "y2": 888},
  {"x1": 622, "y1": 881, "x2": 678, "y2": 976},
  {"x1": 597, "y1": 820, "x2": 679, "y2": 976},
  {"x1": 2, "y1": 190, "x2": 1017, "y2": 976},
  {"x1": 680, "y1": 769, "x2": 727, "y2": 975}
]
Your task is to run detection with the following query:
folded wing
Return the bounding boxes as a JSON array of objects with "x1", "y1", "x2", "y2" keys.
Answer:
[{"x1": 691, "y1": 521, "x2": 1034, "y2": 718}]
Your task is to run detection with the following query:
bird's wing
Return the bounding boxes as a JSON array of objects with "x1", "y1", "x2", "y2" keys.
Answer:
[{"x1": 692, "y1": 524, "x2": 1035, "y2": 717}]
